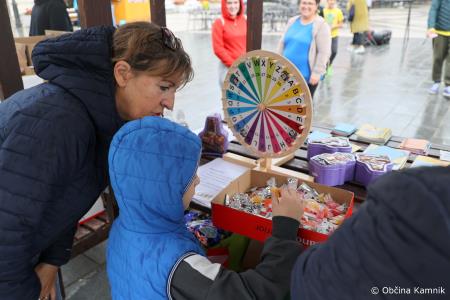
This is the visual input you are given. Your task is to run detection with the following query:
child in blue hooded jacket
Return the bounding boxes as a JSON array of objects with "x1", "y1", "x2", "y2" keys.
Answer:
[{"x1": 107, "y1": 116, "x2": 304, "y2": 300}]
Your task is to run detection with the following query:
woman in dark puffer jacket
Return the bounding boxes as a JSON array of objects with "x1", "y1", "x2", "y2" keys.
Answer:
[
  {"x1": 0, "y1": 22, "x2": 192, "y2": 300},
  {"x1": 291, "y1": 166, "x2": 450, "y2": 300}
]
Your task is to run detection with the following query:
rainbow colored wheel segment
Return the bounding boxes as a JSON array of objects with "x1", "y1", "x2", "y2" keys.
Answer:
[{"x1": 222, "y1": 50, "x2": 313, "y2": 158}]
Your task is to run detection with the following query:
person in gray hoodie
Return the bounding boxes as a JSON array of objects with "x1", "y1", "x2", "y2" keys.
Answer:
[{"x1": 427, "y1": 0, "x2": 450, "y2": 97}]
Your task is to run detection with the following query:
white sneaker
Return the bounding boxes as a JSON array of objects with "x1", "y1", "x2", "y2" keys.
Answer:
[
  {"x1": 346, "y1": 46, "x2": 354, "y2": 52},
  {"x1": 443, "y1": 86, "x2": 450, "y2": 98},
  {"x1": 429, "y1": 83, "x2": 440, "y2": 94},
  {"x1": 354, "y1": 46, "x2": 365, "y2": 54}
]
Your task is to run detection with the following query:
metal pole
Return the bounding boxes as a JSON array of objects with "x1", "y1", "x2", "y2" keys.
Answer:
[
  {"x1": 403, "y1": 0, "x2": 413, "y2": 42},
  {"x1": 11, "y1": 0, "x2": 22, "y2": 29}
]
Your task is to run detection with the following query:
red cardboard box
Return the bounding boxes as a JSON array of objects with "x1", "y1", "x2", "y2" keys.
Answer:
[{"x1": 211, "y1": 170, "x2": 354, "y2": 247}]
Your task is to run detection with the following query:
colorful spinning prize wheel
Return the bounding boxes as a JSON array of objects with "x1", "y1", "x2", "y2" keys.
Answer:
[{"x1": 222, "y1": 50, "x2": 313, "y2": 158}]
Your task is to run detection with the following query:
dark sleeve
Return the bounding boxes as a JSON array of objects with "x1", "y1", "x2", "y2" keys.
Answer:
[
  {"x1": 39, "y1": 224, "x2": 77, "y2": 266},
  {"x1": 170, "y1": 216, "x2": 302, "y2": 300},
  {"x1": 290, "y1": 167, "x2": 450, "y2": 300},
  {"x1": 47, "y1": 0, "x2": 73, "y2": 32},
  {"x1": 0, "y1": 114, "x2": 79, "y2": 298}
]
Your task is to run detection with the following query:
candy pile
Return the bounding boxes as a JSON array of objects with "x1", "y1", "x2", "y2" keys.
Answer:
[
  {"x1": 356, "y1": 154, "x2": 391, "y2": 171},
  {"x1": 184, "y1": 211, "x2": 231, "y2": 247},
  {"x1": 311, "y1": 152, "x2": 354, "y2": 166},
  {"x1": 309, "y1": 136, "x2": 350, "y2": 147},
  {"x1": 225, "y1": 178, "x2": 348, "y2": 235}
]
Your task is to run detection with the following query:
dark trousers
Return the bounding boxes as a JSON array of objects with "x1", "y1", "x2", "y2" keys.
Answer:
[
  {"x1": 329, "y1": 37, "x2": 339, "y2": 66},
  {"x1": 432, "y1": 34, "x2": 450, "y2": 86},
  {"x1": 352, "y1": 32, "x2": 364, "y2": 46},
  {"x1": 308, "y1": 83, "x2": 318, "y2": 98}
]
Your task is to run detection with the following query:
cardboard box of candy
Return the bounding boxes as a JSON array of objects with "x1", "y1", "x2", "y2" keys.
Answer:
[{"x1": 211, "y1": 170, "x2": 354, "y2": 247}]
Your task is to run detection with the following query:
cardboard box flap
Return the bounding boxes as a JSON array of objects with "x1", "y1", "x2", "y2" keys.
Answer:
[{"x1": 14, "y1": 36, "x2": 48, "y2": 66}]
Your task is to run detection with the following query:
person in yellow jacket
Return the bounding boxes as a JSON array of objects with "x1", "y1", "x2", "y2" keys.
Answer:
[
  {"x1": 347, "y1": 0, "x2": 369, "y2": 54},
  {"x1": 324, "y1": 0, "x2": 343, "y2": 74}
]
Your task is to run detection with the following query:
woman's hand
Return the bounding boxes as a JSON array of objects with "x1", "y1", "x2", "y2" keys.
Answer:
[
  {"x1": 35, "y1": 263, "x2": 58, "y2": 300},
  {"x1": 427, "y1": 28, "x2": 438, "y2": 39},
  {"x1": 309, "y1": 74, "x2": 320, "y2": 85},
  {"x1": 272, "y1": 186, "x2": 305, "y2": 222}
]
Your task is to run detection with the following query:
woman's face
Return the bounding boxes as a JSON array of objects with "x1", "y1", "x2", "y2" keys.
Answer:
[
  {"x1": 226, "y1": 0, "x2": 240, "y2": 18},
  {"x1": 299, "y1": 0, "x2": 318, "y2": 19},
  {"x1": 114, "y1": 61, "x2": 181, "y2": 120},
  {"x1": 183, "y1": 174, "x2": 200, "y2": 209}
]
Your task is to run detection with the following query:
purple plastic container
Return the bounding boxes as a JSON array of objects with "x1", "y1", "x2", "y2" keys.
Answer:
[
  {"x1": 307, "y1": 137, "x2": 352, "y2": 160},
  {"x1": 354, "y1": 154, "x2": 393, "y2": 186},
  {"x1": 309, "y1": 153, "x2": 356, "y2": 186}
]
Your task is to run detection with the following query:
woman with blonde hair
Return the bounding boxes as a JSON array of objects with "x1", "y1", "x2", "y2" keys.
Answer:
[{"x1": 277, "y1": 0, "x2": 331, "y2": 98}]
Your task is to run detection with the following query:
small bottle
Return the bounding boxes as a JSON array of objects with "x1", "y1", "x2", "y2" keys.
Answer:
[{"x1": 176, "y1": 110, "x2": 189, "y2": 128}]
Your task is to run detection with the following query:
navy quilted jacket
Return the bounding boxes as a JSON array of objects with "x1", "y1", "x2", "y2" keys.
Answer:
[
  {"x1": 291, "y1": 167, "x2": 450, "y2": 300},
  {"x1": 0, "y1": 26, "x2": 124, "y2": 300}
]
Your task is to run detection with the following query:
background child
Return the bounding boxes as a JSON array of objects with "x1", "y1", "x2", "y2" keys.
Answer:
[
  {"x1": 107, "y1": 117, "x2": 304, "y2": 300},
  {"x1": 324, "y1": 0, "x2": 344, "y2": 74}
]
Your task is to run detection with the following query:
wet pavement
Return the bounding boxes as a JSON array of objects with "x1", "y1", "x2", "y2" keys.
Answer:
[
  {"x1": 5, "y1": 2, "x2": 449, "y2": 299},
  {"x1": 173, "y1": 27, "x2": 449, "y2": 146}
]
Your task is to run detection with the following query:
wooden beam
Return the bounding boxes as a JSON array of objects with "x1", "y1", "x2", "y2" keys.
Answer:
[
  {"x1": 246, "y1": 0, "x2": 263, "y2": 51},
  {"x1": 0, "y1": 0, "x2": 23, "y2": 100},
  {"x1": 150, "y1": 0, "x2": 166, "y2": 27},
  {"x1": 78, "y1": 0, "x2": 113, "y2": 28}
]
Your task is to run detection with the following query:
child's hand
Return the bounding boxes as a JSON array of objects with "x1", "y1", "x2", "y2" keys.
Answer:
[{"x1": 272, "y1": 186, "x2": 305, "y2": 222}]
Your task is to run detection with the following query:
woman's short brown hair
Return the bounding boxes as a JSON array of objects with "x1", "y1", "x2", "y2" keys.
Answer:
[{"x1": 112, "y1": 22, "x2": 193, "y2": 87}]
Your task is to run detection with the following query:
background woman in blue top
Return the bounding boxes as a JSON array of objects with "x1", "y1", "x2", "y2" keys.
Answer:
[{"x1": 277, "y1": 0, "x2": 331, "y2": 98}]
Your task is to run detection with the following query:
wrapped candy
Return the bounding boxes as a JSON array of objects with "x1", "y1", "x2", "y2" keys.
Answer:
[
  {"x1": 184, "y1": 210, "x2": 231, "y2": 247},
  {"x1": 224, "y1": 178, "x2": 348, "y2": 235}
]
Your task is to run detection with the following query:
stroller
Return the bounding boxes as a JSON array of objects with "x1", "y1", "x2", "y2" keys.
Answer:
[{"x1": 363, "y1": 30, "x2": 392, "y2": 46}]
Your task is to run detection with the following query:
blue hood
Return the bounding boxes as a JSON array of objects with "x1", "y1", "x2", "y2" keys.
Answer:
[{"x1": 109, "y1": 117, "x2": 202, "y2": 233}]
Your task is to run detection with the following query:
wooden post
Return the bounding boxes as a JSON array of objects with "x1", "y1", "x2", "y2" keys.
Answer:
[
  {"x1": 78, "y1": 0, "x2": 113, "y2": 28},
  {"x1": 246, "y1": 0, "x2": 263, "y2": 51},
  {"x1": 0, "y1": 0, "x2": 23, "y2": 100},
  {"x1": 150, "y1": 0, "x2": 166, "y2": 27}
]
